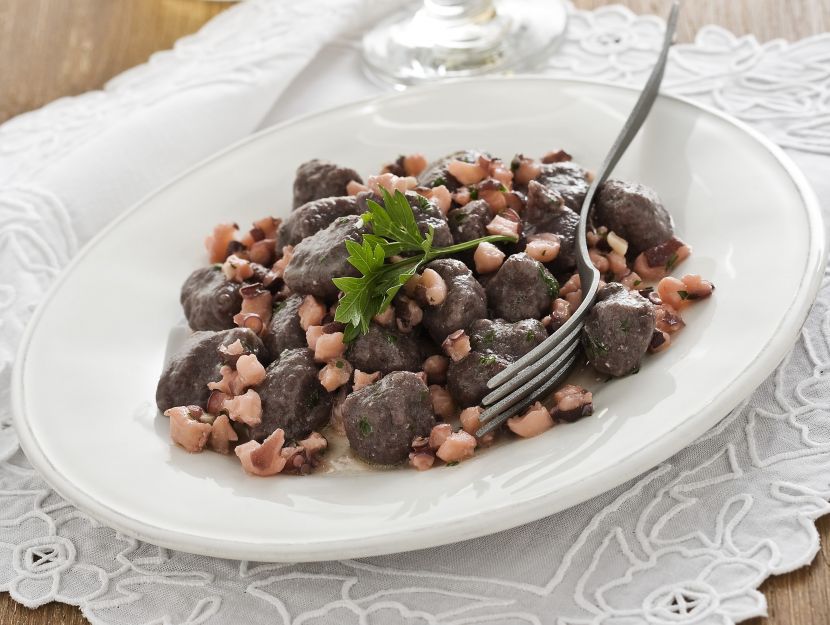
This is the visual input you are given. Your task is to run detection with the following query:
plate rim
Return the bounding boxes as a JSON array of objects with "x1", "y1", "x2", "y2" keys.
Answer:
[{"x1": 11, "y1": 76, "x2": 827, "y2": 562}]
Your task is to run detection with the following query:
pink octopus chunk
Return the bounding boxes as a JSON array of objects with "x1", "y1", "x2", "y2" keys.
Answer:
[
  {"x1": 429, "y1": 423, "x2": 453, "y2": 450},
  {"x1": 418, "y1": 185, "x2": 452, "y2": 215},
  {"x1": 436, "y1": 431, "x2": 477, "y2": 463},
  {"x1": 208, "y1": 365, "x2": 237, "y2": 395},
  {"x1": 272, "y1": 245, "x2": 294, "y2": 279},
  {"x1": 409, "y1": 452, "x2": 435, "y2": 471},
  {"x1": 209, "y1": 414, "x2": 239, "y2": 455},
  {"x1": 298, "y1": 295, "x2": 326, "y2": 330},
  {"x1": 167, "y1": 406, "x2": 212, "y2": 453},
  {"x1": 222, "y1": 254, "x2": 254, "y2": 283},
  {"x1": 525, "y1": 234, "x2": 561, "y2": 263},
  {"x1": 319, "y1": 358, "x2": 353, "y2": 391},
  {"x1": 305, "y1": 325, "x2": 324, "y2": 350},
  {"x1": 299, "y1": 431, "x2": 328, "y2": 455},
  {"x1": 507, "y1": 402, "x2": 554, "y2": 438},
  {"x1": 205, "y1": 223, "x2": 238, "y2": 264},
  {"x1": 235, "y1": 429, "x2": 288, "y2": 477},
  {"x1": 353, "y1": 369, "x2": 381, "y2": 391},
  {"x1": 347, "y1": 180, "x2": 370, "y2": 195},
  {"x1": 474, "y1": 242, "x2": 506, "y2": 274},
  {"x1": 442, "y1": 329, "x2": 471, "y2": 362},
  {"x1": 236, "y1": 353, "x2": 266, "y2": 388},
  {"x1": 314, "y1": 331, "x2": 347, "y2": 363},
  {"x1": 367, "y1": 173, "x2": 418, "y2": 195},
  {"x1": 223, "y1": 389, "x2": 263, "y2": 427},
  {"x1": 447, "y1": 159, "x2": 486, "y2": 185},
  {"x1": 486, "y1": 214, "x2": 520, "y2": 239}
]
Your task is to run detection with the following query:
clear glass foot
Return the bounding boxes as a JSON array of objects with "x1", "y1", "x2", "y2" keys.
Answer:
[{"x1": 362, "y1": 0, "x2": 568, "y2": 87}]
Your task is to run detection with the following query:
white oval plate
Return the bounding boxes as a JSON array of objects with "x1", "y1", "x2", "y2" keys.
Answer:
[{"x1": 12, "y1": 78, "x2": 824, "y2": 562}]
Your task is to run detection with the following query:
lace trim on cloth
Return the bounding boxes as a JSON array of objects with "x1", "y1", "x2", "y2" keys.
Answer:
[{"x1": 2, "y1": 2, "x2": 830, "y2": 624}]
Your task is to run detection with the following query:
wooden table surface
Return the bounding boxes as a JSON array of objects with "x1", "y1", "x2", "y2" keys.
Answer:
[{"x1": 2, "y1": 1, "x2": 829, "y2": 623}]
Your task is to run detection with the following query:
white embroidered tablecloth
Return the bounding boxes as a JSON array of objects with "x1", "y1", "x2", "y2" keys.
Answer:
[{"x1": 2, "y1": 2, "x2": 830, "y2": 624}]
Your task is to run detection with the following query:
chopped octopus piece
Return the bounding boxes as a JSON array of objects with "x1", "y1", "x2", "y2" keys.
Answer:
[
  {"x1": 507, "y1": 402, "x2": 554, "y2": 438},
  {"x1": 209, "y1": 414, "x2": 239, "y2": 455},
  {"x1": 223, "y1": 389, "x2": 263, "y2": 427},
  {"x1": 486, "y1": 213, "x2": 521, "y2": 239},
  {"x1": 512, "y1": 155, "x2": 542, "y2": 185},
  {"x1": 319, "y1": 358, "x2": 353, "y2": 391},
  {"x1": 416, "y1": 268, "x2": 448, "y2": 306},
  {"x1": 235, "y1": 429, "x2": 288, "y2": 476},
  {"x1": 205, "y1": 223, "x2": 238, "y2": 264},
  {"x1": 436, "y1": 431, "x2": 477, "y2": 463},
  {"x1": 367, "y1": 172, "x2": 418, "y2": 195},
  {"x1": 314, "y1": 331, "x2": 347, "y2": 363},
  {"x1": 272, "y1": 245, "x2": 294, "y2": 279},
  {"x1": 167, "y1": 406, "x2": 212, "y2": 453},
  {"x1": 298, "y1": 295, "x2": 326, "y2": 330},
  {"x1": 447, "y1": 159, "x2": 487, "y2": 185},
  {"x1": 305, "y1": 325, "x2": 324, "y2": 350},
  {"x1": 525, "y1": 233, "x2": 561, "y2": 263},
  {"x1": 442, "y1": 329, "x2": 471, "y2": 362},
  {"x1": 403, "y1": 154, "x2": 428, "y2": 177},
  {"x1": 347, "y1": 180, "x2": 370, "y2": 195},
  {"x1": 372, "y1": 306, "x2": 395, "y2": 327},
  {"x1": 417, "y1": 185, "x2": 452, "y2": 215},
  {"x1": 353, "y1": 369, "x2": 381, "y2": 391},
  {"x1": 552, "y1": 384, "x2": 593, "y2": 422},
  {"x1": 299, "y1": 431, "x2": 328, "y2": 455},
  {"x1": 633, "y1": 237, "x2": 692, "y2": 281},
  {"x1": 235, "y1": 353, "x2": 266, "y2": 389},
  {"x1": 409, "y1": 451, "x2": 435, "y2": 471},
  {"x1": 220, "y1": 339, "x2": 245, "y2": 358},
  {"x1": 474, "y1": 242, "x2": 506, "y2": 274},
  {"x1": 208, "y1": 365, "x2": 239, "y2": 396},
  {"x1": 222, "y1": 254, "x2": 254, "y2": 283},
  {"x1": 429, "y1": 423, "x2": 453, "y2": 450}
]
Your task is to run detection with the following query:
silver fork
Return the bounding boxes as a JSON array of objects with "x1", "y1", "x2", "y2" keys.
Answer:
[{"x1": 476, "y1": 0, "x2": 681, "y2": 436}]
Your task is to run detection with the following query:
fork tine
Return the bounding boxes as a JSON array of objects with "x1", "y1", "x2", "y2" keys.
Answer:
[
  {"x1": 476, "y1": 350, "x2": 580, "y2": 437},
  {"x1": 482, "y1": 320, "x2": 584, "y2": 406},
  {"x1": 485, "y1": 0, "x2": 680, "y2": 399},
  {"x1": 479, "y1": 336, "x2": 582, "y2": 423}
]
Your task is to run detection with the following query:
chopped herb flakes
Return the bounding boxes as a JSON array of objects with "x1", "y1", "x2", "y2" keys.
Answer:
[
  {"x1": 479, "y1": 354, "x2": 497, "y2": 366},
  {"x1": 304, "y1": 388, "x2": 320, "y2": 409},
  {"x1": 665, "y1": 252, "x2": 679, "y2": 271},
  {"x1": 619, "y1": 318, "x2": 631, "y2": 333},
  {"x1": 432, "y1": 176, "x2": 447, "y2": 188},
  {"x1": 525, "y1": 329, "x2": 536, "y2": 341},
  {"x1": 584, "y1": 334, "x2": 608, "y2": 360},
  {"x1": 358, "y1": 417, "x2": 373, "y2": 436},
  {"x1": 335, "y1": 360, "x2": 344, "y2": 369},
  {"x1": 537, "y1": 264, "x2": 560, "y2": 298},
  {"x1": 446, "y1": 461, "x2": 459, "y2": 467},
  {"x1": 385, "y1": 333, "x2": 398, "y2": 345},
  {"x1": 633, "y1": 279, "x2": 642, "y2": 287},
  {"x1": 481, "y1": 330, "x2": 496, "y2": 346},
  {"x1": 677, "y1": 290, "x2": 689, "y2": 300},
  {"x1": 469, "y1": 186, "x2": 479, "y2": 200}
]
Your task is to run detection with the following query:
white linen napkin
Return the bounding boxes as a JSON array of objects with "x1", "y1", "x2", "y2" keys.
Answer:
[{"x1": 3, "y1": 2, "x2": 830, "y2": 624}]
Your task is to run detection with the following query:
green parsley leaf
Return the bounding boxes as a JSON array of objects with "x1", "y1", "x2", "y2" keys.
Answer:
[{"x1": 333, "y1": 189, "x2": 516, "y2": 341}]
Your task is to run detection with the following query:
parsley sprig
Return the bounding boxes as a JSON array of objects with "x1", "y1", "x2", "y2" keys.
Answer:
[{"x1": 333, "y1": 188, "x2": 516, "y2": 341}]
